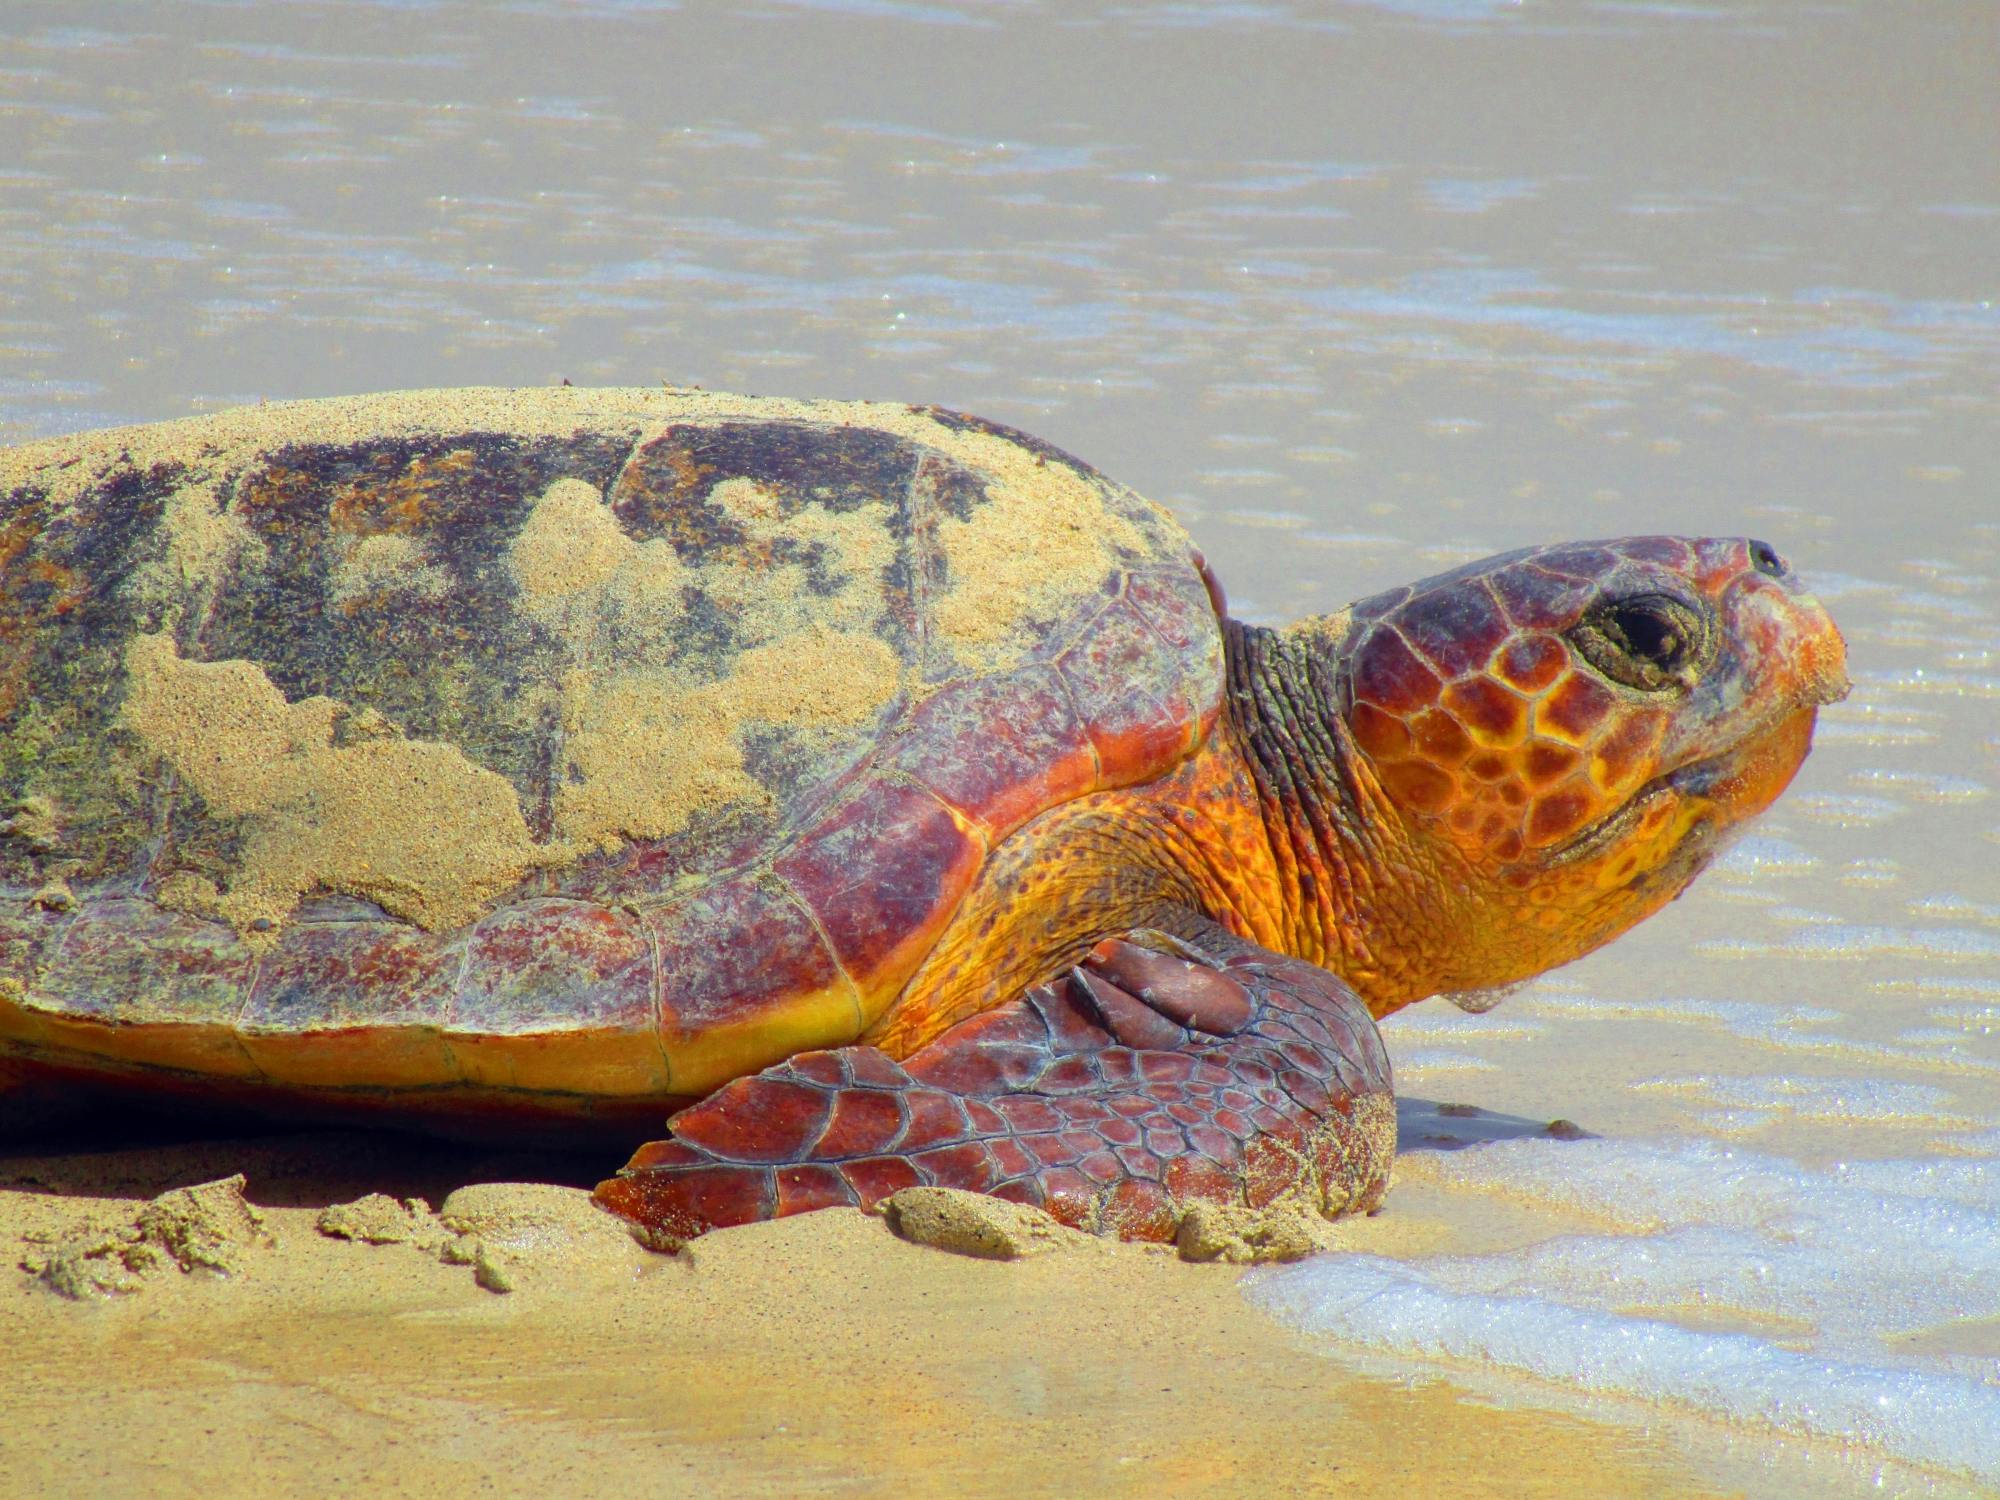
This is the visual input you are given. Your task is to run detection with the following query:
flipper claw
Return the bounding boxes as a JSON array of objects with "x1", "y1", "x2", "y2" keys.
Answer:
[
  {"x1": 1069, "y1": 965, "x2": 1187, "y2": 1050},
  {"x1": 1080, "y1": 936, "x2": 1256, "y2": 1036}
]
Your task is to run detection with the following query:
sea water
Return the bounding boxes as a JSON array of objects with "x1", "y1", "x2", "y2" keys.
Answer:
[{"x1": 1251, "y1": 1134, "x2": 2000, "y2": 1483}]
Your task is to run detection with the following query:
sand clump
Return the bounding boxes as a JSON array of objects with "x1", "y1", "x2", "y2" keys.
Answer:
[
  {"x1": 882, "y1": 1184, "x2": 1349, "y2": 1265},
  {"x1": 21, "y1": 1173, "x2": 272, "y2": 1299},
  {"x1": 122, "y1": 632, "x2": 565, "y2": 941},
  {"x1": 883, "y1": 1186, "x2": 1098, "y2": 1260},
  {"x1": 1174, "y1": 1197, "x2": 1345, "y2": 1264},
  {"x1": 511, "y1": 472, "x2": 904, "y2": 859},
  {"x1": 123, "y1": 481, "x2": 266, "y2": 631},
  {"x1": 314, "y1": 1192, "x2": 441, "y2": 1248},
  {"x1": 326, "y1": 533, "x2": 451, "y2": 608},
  {"x1": 306, "y1": 1181, "x2": 653, "y2": 1295},
  {"x1": 928, "y1": 450, "x2": 1144, "y2": 670},
  {"x1": 435, "y1": 1183, "x2": 649, "y2": 1293}
]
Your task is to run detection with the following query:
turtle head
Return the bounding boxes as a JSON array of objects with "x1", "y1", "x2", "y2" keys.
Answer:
[{"x1": 1332, "y1": 535, "x2": 1848, "y2": 1010}]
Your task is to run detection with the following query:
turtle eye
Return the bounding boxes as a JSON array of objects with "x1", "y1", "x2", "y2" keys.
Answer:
[
  {"x1": 1749, "y1": 540, "x2": 1786, "y2": 578},
  {"x1": 1568, "y1": 593, "x2": 1710, "y2": 692}
]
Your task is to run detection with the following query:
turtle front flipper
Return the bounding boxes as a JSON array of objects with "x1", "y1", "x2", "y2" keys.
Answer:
[{"x1": 593, "y1": 922, "x2": 1395, "y2": 1251}]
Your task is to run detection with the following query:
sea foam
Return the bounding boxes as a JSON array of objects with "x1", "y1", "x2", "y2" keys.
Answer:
[{"x1": 1247, "y1": 1137, "x2": 2000, "y2": 1483}]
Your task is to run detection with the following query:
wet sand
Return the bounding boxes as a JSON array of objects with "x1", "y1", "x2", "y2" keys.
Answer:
[
  {"x1": 4, "y1": 1112, "x2": 1982, "y2": 1500},
  {"x1": 0, "y1": 1132, "x2": 1741, "y2": 1500}
]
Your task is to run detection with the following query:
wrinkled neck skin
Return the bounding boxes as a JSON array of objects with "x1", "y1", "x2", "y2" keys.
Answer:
[
  {"x1": 873, "y1": 614, "x2": 1443, "y2": 1057},
  {"x1": 1184, "y1": 616, "x2": 1451, "y2": 1015}
]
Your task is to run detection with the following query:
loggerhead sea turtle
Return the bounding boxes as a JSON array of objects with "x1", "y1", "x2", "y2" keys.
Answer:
[{"x1": 0, "y1": 388, "x2": 1848, "y2": 1249}]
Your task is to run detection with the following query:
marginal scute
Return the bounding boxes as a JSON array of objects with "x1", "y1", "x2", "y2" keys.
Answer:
[
  {"x1": 26, "y1": 897, "x2": 261, "y2": 1077},
  {"x1": 237, "y1": 921, "x2": 460, "y2": 1087},
  {"x1": 1055, "y1": 594, "x2": 1201, "y2": 783},
  {"x1": 449, "y1": 899, "x2": 666, "y2": 1095},
  {"x1": 647, "y1": 875, "x2": 864, "y2": 1100},
  {"x1": 772, "y1": 776, "x2": 988, "y2": 1021},
  {"x1": 880, "y1": 666, "x2": 1094, "y2": 837}
]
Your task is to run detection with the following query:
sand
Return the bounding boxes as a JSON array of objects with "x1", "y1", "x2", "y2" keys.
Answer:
[{"x1": 0, "y1": 1127, "x2": 1733, "y2": 1500}]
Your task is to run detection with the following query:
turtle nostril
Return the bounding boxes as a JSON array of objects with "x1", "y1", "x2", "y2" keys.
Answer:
[{"x1": 1749, "y1": 540, "x2": 1786, "y2": 579}]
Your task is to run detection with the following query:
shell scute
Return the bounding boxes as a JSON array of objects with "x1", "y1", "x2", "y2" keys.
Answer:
[
  {"x1": 237, "y1": 922, "x2": 460, "y2": 1087},
  {"x1": 28, "y1": 898, "x2": 260, "y2": 1077},
  {"x1": 452, "y1": 899, "x2": 656, "y2": 1035},
  {"x1": 771, "y1": 775, "x2": 986, "y2": 1012},
  {"x1": 243, "y1": 922, "x2": 460, "y2": 1030},
  {"x1": 1344, "y1": 582, "x2": 1412, "y2": 630},
  {"x1": 0, "y1": 906, "x2": 68, "y2": 987},
  {"x1": 1053, "y1": 593, "x2": 1202, "y2": 785},
  {"x1": 879, "y1": 665, "x2": 1094, "y2": 838},
  {"x1": 205, "y1": 433, "x2": 630, "y2": 822},
  {"x1": 1122, "y1": 562, "x2": 1216, "y2": 650},
  {"x1": 0, "y1": 463, "x2": 174, "y2": 888},
  {"x1": 647, "y1": 875, "x2": 859, "y2": 1099},
  {"x1": 609, "y1": 420, "x2": 920, "y2": 543},
  {"x1": 919, "y1": 405, "x2": 1083, "y2": 465}
]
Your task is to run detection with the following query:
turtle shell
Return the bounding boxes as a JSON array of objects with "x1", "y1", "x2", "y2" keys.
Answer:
[{"x1": 0, "y1": 388, "x2": 1222, "y2": 1121}]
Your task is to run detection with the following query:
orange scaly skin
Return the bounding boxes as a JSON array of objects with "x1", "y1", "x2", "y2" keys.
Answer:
[
  {"x1": 874, "y1": 534, "x2": 1847, "y2": 1055},
  {"x1": 599, "y1": 533, "x2": 1849, "y2": 1248},
  {"x1": 1319, "y1": 534, "x2": 1847, "y2": 1008}
]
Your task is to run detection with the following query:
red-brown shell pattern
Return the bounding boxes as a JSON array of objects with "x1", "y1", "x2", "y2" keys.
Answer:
[
  {"x1": 1342, "y1": 535, "x2": 1749, "y2": 863},
  {"x1": 0, "y1": 391, "x2": 1219, "y2": 1104}
]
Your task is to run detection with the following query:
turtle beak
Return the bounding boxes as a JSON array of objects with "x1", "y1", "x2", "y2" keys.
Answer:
[
  {"x1": 1722, "y1": 568, "x2": 1850, "y2": 717},
  {"x1": 1652, "y1": 564, "x2": 1847, "y2": 778}
]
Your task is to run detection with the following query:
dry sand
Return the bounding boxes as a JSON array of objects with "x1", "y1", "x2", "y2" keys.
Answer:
[{"x1": 0, "y1": 1127, "x2": 1727, "y2": 1500}]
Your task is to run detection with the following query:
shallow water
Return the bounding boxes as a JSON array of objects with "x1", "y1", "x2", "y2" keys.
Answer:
[{"x1": 4, "y1": 0, "x2": 1998, "y2": 1494}]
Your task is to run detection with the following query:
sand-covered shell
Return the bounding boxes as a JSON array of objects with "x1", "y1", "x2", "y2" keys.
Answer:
[{"x1": 0, "y1": 388, "x2": 1222, "y2": 1118}]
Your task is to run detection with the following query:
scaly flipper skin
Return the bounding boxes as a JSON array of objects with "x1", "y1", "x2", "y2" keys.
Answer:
[{"x1": 594, "y1": 919, "x2": 1393, "y2": 1248}]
